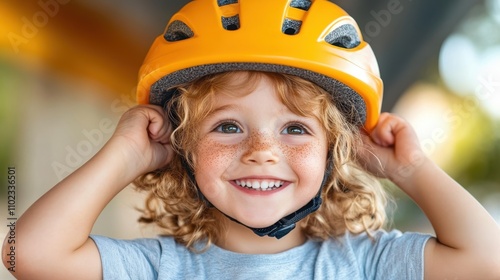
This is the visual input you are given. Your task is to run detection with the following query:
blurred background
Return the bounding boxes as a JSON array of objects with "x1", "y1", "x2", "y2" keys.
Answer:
[{"x1": 1, "y1": 0, "x2": 500, "y2": 276}]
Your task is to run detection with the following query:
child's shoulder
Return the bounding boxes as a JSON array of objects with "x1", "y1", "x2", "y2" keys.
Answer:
[
  {"x1": 291, "y1": 230, "x2": 430, "y2": 279},
  {"x1": 325, "y1": 229, "x2": 431, "y2": 252}
]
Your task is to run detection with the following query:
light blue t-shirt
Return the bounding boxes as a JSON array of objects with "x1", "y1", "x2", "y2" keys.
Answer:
[{"x1": 91, "y1": 230, "x2": 431, "y2": 279}]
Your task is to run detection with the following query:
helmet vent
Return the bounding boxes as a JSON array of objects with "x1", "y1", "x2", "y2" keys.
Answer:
[
  {"x1": 164, "y1": 20, "x2": 194, "y2": 42},
  {"x1": 290, "y1": 0, "x2": 312, "y2": 11},
  {"x1": 282, "y1": 18, "x2": 302, "y2": 35},
  {"x1": 217, "y1": 0, "x2": 238, "y2": 6},
  {"x1": 325, "y1": 24, "x2": 361, "y2": 49},
  {"x1": 221, "y1": 15, "x2": 240, "y2": 30}
]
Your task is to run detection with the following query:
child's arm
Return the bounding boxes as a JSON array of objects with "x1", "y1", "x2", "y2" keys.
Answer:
[
  {"x1": 362, "y1": 113, "x2": 500, "y2": 279},
  {"x1": 2, "y1": 105, "x2": 173, "y2": 280}
]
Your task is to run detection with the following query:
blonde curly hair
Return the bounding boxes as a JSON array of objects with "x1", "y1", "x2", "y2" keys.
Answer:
[{"x1": 134, "y1": 71, "x2": 387, "y2": 250}]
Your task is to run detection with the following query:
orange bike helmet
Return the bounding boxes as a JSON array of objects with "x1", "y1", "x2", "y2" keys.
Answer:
[{"x1": 137, "y1": 0, "x2": 383, "y2": 131}]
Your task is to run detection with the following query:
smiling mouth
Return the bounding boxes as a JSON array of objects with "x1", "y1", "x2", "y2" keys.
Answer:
[{"x1": 234, "y1": 179, "x2": 285, "y2": 191}]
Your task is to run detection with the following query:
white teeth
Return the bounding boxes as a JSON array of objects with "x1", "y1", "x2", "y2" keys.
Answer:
[
  {"x1": 234, "y1": 180, "x2": 284, "y2": 191},
  {"x1": 253, "y1": 181, "x2": 260, "y2": 189},
  {"x1": 261, "y1": 181, "x2": 269, "y2": 190}
]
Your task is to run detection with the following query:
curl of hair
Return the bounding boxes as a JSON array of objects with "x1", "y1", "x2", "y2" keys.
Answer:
[{"x1": 134, "y1": 71, "x2": 388, "y2": 250}]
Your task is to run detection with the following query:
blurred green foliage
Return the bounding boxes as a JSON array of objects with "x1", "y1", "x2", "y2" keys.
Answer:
[
  {"x1": 0, "y1": 58, "x2": 21, "y2": 197},
  {"x1": 454, "y1": 120, "x2": 500, "y2": 189}
]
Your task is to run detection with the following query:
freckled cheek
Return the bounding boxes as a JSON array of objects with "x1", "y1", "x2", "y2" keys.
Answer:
[
  {"x1": 194, "y1": 139, "x2": 240, "y2": 193},
  {"x1": 281, "y1": 141, "x2": 328, "y2": 183}
]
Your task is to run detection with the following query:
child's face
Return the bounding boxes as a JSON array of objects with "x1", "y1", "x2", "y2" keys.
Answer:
[{"x1": 193, "y1": 74, "x2": 329, "y2": 229}]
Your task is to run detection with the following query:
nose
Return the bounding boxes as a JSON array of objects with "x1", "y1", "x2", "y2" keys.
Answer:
[{"x1": 241, "y1": 132, "x2": 280, "y2": 165}]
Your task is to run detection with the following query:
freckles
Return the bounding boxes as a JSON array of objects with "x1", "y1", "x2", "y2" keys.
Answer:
[
  {"x1": 196, "y1": 138, "x2": 239, "y2": 170},
  {"x1": 241, "y1": 131, "x2": 272, "y2": 157},
  {"x1": 195, "y1": 138, "x2": 240, "y2": 196},
  {"x1": 280, "y1": 140, "x2": 326, "y2": 170}
]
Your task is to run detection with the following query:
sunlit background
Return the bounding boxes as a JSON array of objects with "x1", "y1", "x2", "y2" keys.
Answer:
[{"x1": 1, "y1": 1, "x2": 500, "y2": 277}]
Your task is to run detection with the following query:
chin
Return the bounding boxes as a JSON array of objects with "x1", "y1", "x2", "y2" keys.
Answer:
[{"x1": 230, "y1": 212, "x2": 285, "y2": 229}]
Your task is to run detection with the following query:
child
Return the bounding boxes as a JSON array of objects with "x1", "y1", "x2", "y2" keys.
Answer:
[{"x1": 4, "y1": 0, "x2": 500, "y2": 279}]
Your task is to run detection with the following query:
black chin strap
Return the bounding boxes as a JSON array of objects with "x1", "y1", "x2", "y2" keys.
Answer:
[
  {"x1": 182, "y1": 157, "x2": 333, "y2": 239},
  {"x1": 225, "y1": 191, "x2": 322, "y2": 239}
]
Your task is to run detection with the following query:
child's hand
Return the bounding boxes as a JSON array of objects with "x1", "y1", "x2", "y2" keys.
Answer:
[
  {"x1": 359, "y1": 113, "x2": 427, "y2": 184},
  {"x1": 360, "y1": 113, "x2": 500, "y2": 279},
  {"x1": 107, "y1": 105, "x2": 174, "y2": 177}
]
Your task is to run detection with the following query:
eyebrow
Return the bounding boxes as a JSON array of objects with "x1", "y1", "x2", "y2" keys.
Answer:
[
  {"x1": 206, "y1": 104, "x2": 241, "y2": 118},
  {"x1": 206, "y1": 103, "x2": 309, "y2": 123}
]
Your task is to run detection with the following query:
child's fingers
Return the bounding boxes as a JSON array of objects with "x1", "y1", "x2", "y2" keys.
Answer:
[
  {"x1": 144, "y1": 105, "x2": 172, "y2": 144},
  {"x1": 108, "y1": 105, "x2": 175, "y2": 173},
  {"x1": 373, "y1": 113, "x2": 421, "y2": 152},
  {"x1": 369, "y1": 113, "x2": 407, "y2": 147}
]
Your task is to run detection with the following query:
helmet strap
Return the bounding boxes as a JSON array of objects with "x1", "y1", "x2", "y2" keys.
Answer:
[
  {"x1": 224, "y1": 190, "x2": 322, "y2": 239},
  {"x1": 181, "y1": 156, "x2": 333, "y2": 239}
]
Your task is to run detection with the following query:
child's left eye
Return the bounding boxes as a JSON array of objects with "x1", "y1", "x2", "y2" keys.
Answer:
[
  {"x1": 281, "y1": 124, "x2": 307, "y2": 135},
  {"x1": 215, "y1": 122, "x2": 242, "y2": 133}
]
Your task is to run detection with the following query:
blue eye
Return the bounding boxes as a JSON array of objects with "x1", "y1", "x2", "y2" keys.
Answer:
[
  {"x1": 282, "y1": 124, "x2": 307, "y2": 135},
  {"x1": 215, "y1": 122, "x2": 242, "y2": 133}
]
